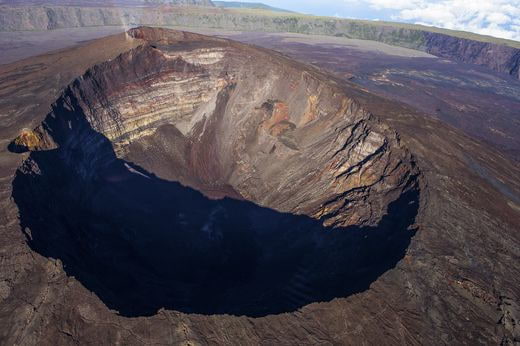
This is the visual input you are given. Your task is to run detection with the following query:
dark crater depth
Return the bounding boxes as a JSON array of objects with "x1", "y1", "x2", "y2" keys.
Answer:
[{"x1": 12, "y1": 127, "x2": 419, "y2": 317}]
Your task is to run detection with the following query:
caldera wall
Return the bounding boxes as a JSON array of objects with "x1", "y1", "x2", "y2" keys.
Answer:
[
  {"x1": 10, "y1": 27, "x2": 421, "y2": 317},
  {"x1": 18, "y1": 27, "x2": 419, "y2": 227}
]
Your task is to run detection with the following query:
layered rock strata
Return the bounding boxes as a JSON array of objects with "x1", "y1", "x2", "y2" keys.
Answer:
[{"x1": 18, "y1": 26, "x2": 418, "y2": 228}]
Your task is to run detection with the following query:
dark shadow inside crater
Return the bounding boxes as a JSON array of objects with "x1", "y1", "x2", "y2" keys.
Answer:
[{"x1": 11, "y1": 104, "x2": 419, "y2": 318}]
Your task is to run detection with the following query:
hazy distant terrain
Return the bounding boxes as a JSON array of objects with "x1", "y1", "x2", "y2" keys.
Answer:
[
  {"x1": 0, "y1": 0, "x2": 215, "y2": 6},
  {"x1": 213, "y1": 1, "x2": 294, "y2": 13},
  {"x1": 0, "y1": 25, "x2": 435, "y2": 64},
  {"x1": 0, "y1": 27, "x2": 126, "y2": 64},
  {"x1": 0, "y1": 4, "x2": 518, "y2": 80}
]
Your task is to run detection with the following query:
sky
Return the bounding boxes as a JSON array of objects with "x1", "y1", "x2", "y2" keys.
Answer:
[{"x1": 233, "y1": 0, "x2": 520, "y2": 41}]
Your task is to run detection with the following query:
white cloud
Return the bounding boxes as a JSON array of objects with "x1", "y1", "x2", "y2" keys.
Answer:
[{"x1": 344, "y1": 0, "x2": 520, "y2": 41}]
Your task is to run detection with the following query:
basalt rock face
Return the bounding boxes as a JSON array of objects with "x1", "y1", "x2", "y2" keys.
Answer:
[
  {"x1": 10, "y1": 27, "x2": 420, "y2": 317},
  {"x1": 423, "y1": 32, "x2": 520, "y2": 80}
]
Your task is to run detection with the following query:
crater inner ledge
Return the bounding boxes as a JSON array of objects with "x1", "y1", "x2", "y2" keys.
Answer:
[{"x1": 11, "y1": 27, "x2": 421, "y2": 317}]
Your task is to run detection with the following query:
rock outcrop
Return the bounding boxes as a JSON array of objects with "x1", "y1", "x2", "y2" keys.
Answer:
[
  {"x1": 423, "y1": 31, "x2": 520, "y2": 80},
  {"x1": 9, "y1": 128, "x2": 45, "y2": 152}
]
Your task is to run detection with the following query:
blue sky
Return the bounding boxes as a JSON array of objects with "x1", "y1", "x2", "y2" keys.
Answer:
[{"x1": 230, "y1": 0, "x2": 520, "y2": 41}]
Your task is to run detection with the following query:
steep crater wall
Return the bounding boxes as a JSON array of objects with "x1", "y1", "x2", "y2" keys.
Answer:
[{"x1": 11, "y1": 28, "x2": 421, "y2": 317}]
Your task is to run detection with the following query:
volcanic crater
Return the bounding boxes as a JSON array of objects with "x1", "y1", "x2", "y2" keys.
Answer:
[{"x1": 10, "y1": 27, "x2": 421, "y2": 317}]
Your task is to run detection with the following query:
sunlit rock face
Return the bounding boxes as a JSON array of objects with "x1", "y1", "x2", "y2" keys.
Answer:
[
  {"x1": 12, "y1": 27, "x2": 420, "y2": 317},
  {"x1": 26, "y1": 27, "x2": 418, "y2": 227}
]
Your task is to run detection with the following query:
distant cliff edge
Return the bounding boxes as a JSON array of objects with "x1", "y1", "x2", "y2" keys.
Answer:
[{"x1": 0, "y1": 4, "x2": 518, "y2": 79}]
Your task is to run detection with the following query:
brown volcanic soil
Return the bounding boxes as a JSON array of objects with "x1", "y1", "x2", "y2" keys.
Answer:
[{"x1": 0, "y1": 27, "x2": 519, "y2": 345}]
